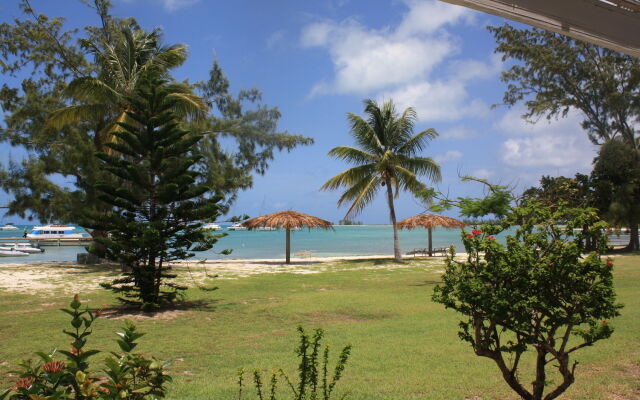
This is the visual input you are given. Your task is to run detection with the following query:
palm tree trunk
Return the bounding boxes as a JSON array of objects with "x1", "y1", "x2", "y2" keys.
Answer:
[{"x1": 385, "y1": 179, "x2": 402, "y2": 261}]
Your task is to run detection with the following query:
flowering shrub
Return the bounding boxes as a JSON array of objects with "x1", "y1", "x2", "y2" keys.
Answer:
[
  {"x1": 433, "y1": 201, "x2": 622, "y2": 400},
  {"x1": 1, "y1": 295, "x2": 171, "y2": 399}
]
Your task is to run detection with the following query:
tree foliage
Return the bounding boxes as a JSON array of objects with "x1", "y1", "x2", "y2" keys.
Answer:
[
  {"x1": 591, "y1": 139, "x2": 640, "y2": 250},
  {"x1": 321, "y1": 99, "x2": 441, "y2": 261},
  {"x1": 489, "y1": 24, "x2": 640, "y2": 147},
  {"x1": 86, "y1": 78, "x2": 224, "y2": 310},
  {"x1": 490, "y1": 24, "x2": 640, "y2": 250},
  {"x1": 0, "y1": 0, "x2": 311, "y2": 226},
  {"x1": 433, "y1": 201, "x2": 622, "y2": 400}
]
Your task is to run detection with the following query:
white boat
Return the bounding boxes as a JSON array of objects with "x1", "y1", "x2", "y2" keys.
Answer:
[
  {"x1": 0, "y1": 248, "x2": 29, "y2": 257},
  {"x1": 27, "y1": 225, "x2": 85, "y2": 239},
  {"x1": 0, "y1": 223, "x2": 19, "y2": 231},
  {"x1": 227, "y1": 222, "x2": 247, "y2": 231},
  {"x1": 256, "y1": 226, "x2": 277, "y2": 231},
  {"x1": 202, "y1": 223, "x2": 222, "y2": 231},
  {"x1": 0, "y1": 243, "x2": 44, "y2": 253}
]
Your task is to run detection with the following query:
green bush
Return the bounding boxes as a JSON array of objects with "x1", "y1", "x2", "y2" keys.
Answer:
[
  {"x1": 238, "y1": 327, "x2": 352, "y2": 400},
  {"x1": 1, "y1": 295, "x2": 170, "y2": 399},
  {"x1": 433, "y1": 201, "x2": 623, "y2": 400}
]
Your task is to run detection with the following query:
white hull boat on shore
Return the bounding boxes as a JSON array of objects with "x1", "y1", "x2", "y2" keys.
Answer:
[
  {"x1": 227, "y1": 223, "x2": 247, "y2": 231},
  {"x1": 0, "y1": 223, "x2": 19, "y2": 231},
  {"x1": 0, "y1": 243, "x2": 44, "y2": 253},
  {"x1": 0, "y1": 249, "x2": 29, "y2": 257},
  {"x1": 202, "y1": 223, "x2": 222, "y2": 231}
]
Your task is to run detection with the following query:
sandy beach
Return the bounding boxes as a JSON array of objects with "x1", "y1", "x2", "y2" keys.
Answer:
[{"x1": 0, "y1": 254, "x2": 462, "y2": 294}]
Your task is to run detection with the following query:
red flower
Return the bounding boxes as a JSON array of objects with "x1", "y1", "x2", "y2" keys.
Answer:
[
  {"x1": 606, "y1": 260, "x2": 614, "y2": 268},
  {"x1": 466, "y1": 234, "x2": 474, "y2": 239},
  {"x1": 472, "y1": 229, "x2": 482, "y2": 235},
  {"x1": 13, "y1": 377, "x2": 35, "y2": 390},
  {"x1": 70, "y1": 346, "x2": 83, "y2": 355},
  {"x1": 100, "y1": 387, "x2": 110, "y2": 394},
  {"x1": 42, "y1": 361, "x2": 65, "y2": 373},
  {"x1": 487, "y1": 236, "x2": 495, "y2": 240},
  {"x1": 600, "y1": 320, "x2": 607, "y2": 325}
]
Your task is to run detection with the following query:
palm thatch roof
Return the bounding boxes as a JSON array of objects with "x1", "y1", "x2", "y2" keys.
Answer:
[
  {"x1": 242, "y1": 211, "x2": 334, "y2": 230},
  {"x1": 397, "y1": 214, "x2": 466, "y2": 230}
]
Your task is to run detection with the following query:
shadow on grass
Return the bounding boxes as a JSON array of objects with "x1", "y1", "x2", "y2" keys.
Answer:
[
  {"x1": 408, "y1": 280, "x2": 442, "y2": 287},
  {"x1": 100, "y1": 298, "x2": 220, "y2": 319}
]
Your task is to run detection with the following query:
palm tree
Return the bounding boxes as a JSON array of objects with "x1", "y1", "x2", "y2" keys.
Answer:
[
  {"x1": 321, "y1": 99, "x2": 441, "y2": 261},
  {"x1": 47, "y1": 23, "x2": 206, "y2": 150}
]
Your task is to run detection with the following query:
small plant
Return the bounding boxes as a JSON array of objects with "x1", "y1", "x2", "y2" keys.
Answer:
[
  {"x1": 238, "y1": 327, "x2": 352, "y2": 400},
  {"x1": 1, "y1": 295, "x2": 171, "y2": 399}
]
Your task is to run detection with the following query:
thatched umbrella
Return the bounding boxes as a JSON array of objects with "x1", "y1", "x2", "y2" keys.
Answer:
[
  {"x1": 242, "y1": 211, "x2": 333, "y2": 264},
  {"x1": 397, "y1": 214, "x2": 466, "y2": 256}
]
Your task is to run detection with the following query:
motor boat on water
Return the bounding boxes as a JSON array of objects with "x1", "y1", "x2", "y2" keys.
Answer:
[
  {"x1": 227, "y1": 222, "x2": 247, "y2": 231},
  {"x1": 26, "y1": 225, "x2": 91, "y2": 245},
  {"x1": 0, "y1": 223, "x2": 19, "y2": 231},
  {"x1": 202, "y1": 223, "x2": 222, "y2": 231},
  {"x1": 0, "y1": 248, "x2": 29, "y2": 257},
  {"x1": 256, "y1": 226, "x2": 277, "y2": 231},
  {"x1": 0, "y1": 243, "x2": 44, "y2": 253}
]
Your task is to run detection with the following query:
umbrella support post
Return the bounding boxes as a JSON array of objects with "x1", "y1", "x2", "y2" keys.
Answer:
[
  {"x1": 428, "y1": 227, "x2": 433, "y2": 257},
  {"x1": 286, "y1": 228, "x2": 291, "y2": 264}
]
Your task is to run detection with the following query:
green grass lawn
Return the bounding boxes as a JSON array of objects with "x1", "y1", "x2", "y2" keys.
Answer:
[{"x1": 0, "y1": 256, "x2": 638, "y2": 399}]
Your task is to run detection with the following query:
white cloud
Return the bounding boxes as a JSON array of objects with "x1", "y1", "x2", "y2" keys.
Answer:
[
  {"x1": 266, "y1": 30, "x2": 286, "y2": 49},
  {"x1": 440, "y1": 125, "x2": 477, "y2": 140},
  {"x1": 434, "y1": 150, "x2": 463, "y2": 163},
  {"x1": 160, "y1": 0, "x2": 199, "y2": 11},
  {"x1": 396, "y1": 0, "x2": 474, "y2": 36},
  {"x1": 496, "y1": 107, "x2": 597, "y2": 168},
  {"x1": 303, "y1": 19, "x2": 454, "y2": 95},
  {"x1": 381, "y1": 81, "x2": 489, "y2": 122},
  {"x1": 301, "y1": 0, "x2": 498, "y2": 122},
  {"x1": 470, "y1": 168, "x2": 494, "y2": 179}
]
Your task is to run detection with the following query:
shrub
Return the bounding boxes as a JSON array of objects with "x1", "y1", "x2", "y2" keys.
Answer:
[
  {"x1": 238, "y1": 326, "x2": 352, "y2": 400},
  {"x1": 1, "y1": 295, "x2": 170, "y2": 399},
  {"x1": 433, "y1": 201, "x2": 623, "y2": 400}
]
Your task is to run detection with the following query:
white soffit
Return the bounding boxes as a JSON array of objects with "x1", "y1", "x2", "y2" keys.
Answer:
[{"x1": 440, "y1": 0, "x2": 640, "y2": 58}]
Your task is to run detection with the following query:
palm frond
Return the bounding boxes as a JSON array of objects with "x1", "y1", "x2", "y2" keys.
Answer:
[
  {"x1": 397, "y1": 128, "x2": 438, "y2": 156},
  {"x1": 167, "y1": 92, "x2": 208, "y2": 119},
  {"x1": 65, "y1": 77, "x2": 121, "y2": 103},
  {"x1": 47, "y1": 104, "x2": 109, "y2": 129},
  {"x1": 397, "y1": 156, "x2": 442, "y2": 182},
  {"x1": 341, "y1": 176, "x2": 381, "y2": 218},
  {"x1": 327, "y1": 146, "x2": 376, "y2": 165},
  {"x1": 392, "y1": 166, "x2": 428, "y2": 194},
  {"x1": 346, "y1": 112, "x2": 383, "y2": 155},
  {"x1": 320, "y1": 164, "x2": 377, "y2": 191}
]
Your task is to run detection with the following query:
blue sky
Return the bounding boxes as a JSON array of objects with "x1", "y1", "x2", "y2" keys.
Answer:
[{"x1": 0, "y1": 0, "x2": 598, "y2": 224}]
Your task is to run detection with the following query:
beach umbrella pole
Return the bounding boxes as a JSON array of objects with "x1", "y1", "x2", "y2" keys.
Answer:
[
  {"x1": 286, "y1": 228, "x2": 291, "y2": 264},
  {"x1": 428, "y1": 227, "x2": 433, "y2": 257}
]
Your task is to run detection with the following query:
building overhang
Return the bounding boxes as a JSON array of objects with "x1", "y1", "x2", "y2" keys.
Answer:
[{"x1": 440, "y1": 0, "x2": 640, "y2": 58}]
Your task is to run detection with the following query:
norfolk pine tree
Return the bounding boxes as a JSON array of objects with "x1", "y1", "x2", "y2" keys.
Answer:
[{"x1": 86, "y1": 78, "x2": 223, "y2": 310}]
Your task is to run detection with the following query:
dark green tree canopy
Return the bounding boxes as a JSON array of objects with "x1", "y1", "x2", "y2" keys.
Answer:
[{"x1": 87, "y1": 77, "x2": 224, "y2": 309}]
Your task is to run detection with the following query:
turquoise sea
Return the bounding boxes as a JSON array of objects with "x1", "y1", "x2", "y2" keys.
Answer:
[
  {"x1": 1, "y1": 224, "x2": 630, "y2": 263},
  {"x1": 0, "y1": 224, "x2": 476, "y2": 263}
]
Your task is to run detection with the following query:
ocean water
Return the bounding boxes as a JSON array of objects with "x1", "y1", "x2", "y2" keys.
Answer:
[
  {"x1": 0, "y1": 224, "x2": 475, "y2": 263},
  {"x1": 1, "y1": 224, "x2": 630, "y2": 263}
]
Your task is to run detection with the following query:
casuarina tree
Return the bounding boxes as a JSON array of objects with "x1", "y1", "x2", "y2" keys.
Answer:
[
  {"x1": 321, "y1": 99, "x2": 441, "y2": 261},
  {"x1": 433, "y1": 200, "x2": 622, "y2": 400},
  {"x1": 86, "y1": 77, "x2": 223, "y2": 310}
]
